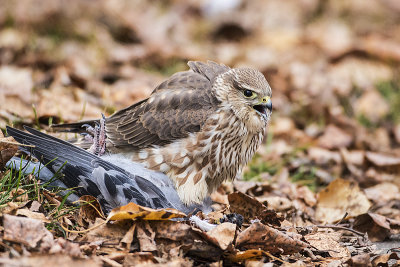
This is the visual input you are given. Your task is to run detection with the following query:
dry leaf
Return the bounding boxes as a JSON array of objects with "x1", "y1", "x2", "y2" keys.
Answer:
[
  {"x1": 16, "y1": 208, "x2": 51, "y2": 223},
  {"x1": 371, "y1": 252, "x2": 400, "y2": 266},
  {"x1": 228, "y1": 192, "x2": 281, "y2": 226},
  {"x1": 296, "y1": 186, "x2": 317, "y2": 207},
  {"x1": 354, "y1": 90, "x2": 389, "y2": 124},
  {"x1": 304, "y1": 231, "x2": 350, "y2": 259},
  {"x1": 227, "y1": 249, "x2": 280, "y2": 262},
  {"x1": 236, "y1": 222, "x2": 308, "y2": 254},
  {"x1": 0, "y1": 66, "x2": 33, "y2": 103},
  {"x1": 353, "y1": 213, "x2": 391, "y2": 242},
  {"x1": 106, "y1": 202, "x2": 186, "y2": 222},
  {"x1": 155, "y1": 220, "x2": 193, "y2": 238},
  {"x1": 308, "y1": 147, "x2": 342, "y2": 165},
  {"x1": 315, "y1": 178, "x2": 371, "y2": 223},
  {"x1": 203, "y1": 222, "x2": 236, "y2": 250},
  {"x1": 9, "y1": 188, "x2": 29, "y2": 202},
  {"x1": 0, "y1": 134, "x2": 18, "y2": 169},
  {"x1": 123, "y1": 252, "x2": 158, "y2": 266},
  {"x1": 364, "y1": 182, "x2": 399, "y2": 204},
  {"x1": 346, "y1": 253, "x2": 371, "y2": 267},
  {"x1": 358, "y1": 35, "x2": 400, "y2": 62},
  {"x1": 365, "y1": 151, "x2": 400, "y2": 167},
  {"x1": 136, "y1": 221, "x2": 157, "y2": 252},
  {"x1": 78, "y1": 195, "x2": 105, "y2": 224},
  {"x1": 82, "y1": 218, "x2": 131, "y2": 244},
  {"x1": 120, "y1": 224, "x2": 136, "y2": 250},
  {"x1": 256, "y1": 196, "x2": 293, "y2": 211},
  {"x1": 3, "y1": 214, "x2": 54, "y2": 250},
  {"x1": 317, "y1": 125, "x2": 353, "y2": 149},
  {"x1": 0, "y1": 255, "x2": 101, "y2": 267}
]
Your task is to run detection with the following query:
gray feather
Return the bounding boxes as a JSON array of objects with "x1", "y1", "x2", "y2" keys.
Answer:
[{"x1": 6, "y1": 126, "x2": 211, "y2": 214}]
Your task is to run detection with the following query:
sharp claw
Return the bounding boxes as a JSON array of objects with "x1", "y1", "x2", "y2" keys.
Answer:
[{"x1": 81, "y1": 124, "x2": 92, "y2": 129}]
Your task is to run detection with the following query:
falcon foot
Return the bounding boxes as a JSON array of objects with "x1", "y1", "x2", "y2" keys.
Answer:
[{"x1": 82, "y1": 114, "x2": 107, "y2": 156}]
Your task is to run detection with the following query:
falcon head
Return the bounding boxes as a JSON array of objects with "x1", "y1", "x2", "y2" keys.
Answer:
[{"x1": 215, "y1": 67, "x2": 272, "y2": 133}]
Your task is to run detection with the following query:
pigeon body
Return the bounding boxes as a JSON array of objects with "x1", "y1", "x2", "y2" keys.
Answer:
[{"x1": 6, "y1": 126, "x2": 211, "y2": 214}]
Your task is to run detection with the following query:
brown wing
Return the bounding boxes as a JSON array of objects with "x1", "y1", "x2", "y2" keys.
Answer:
[{"x1": 105, "y1": 61, "x2": 229, "y2": 150}]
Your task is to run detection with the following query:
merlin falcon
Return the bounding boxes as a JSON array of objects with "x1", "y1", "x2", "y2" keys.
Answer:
[{"x1": 54, "y1": 61, "x2": 272, "y2": 205}]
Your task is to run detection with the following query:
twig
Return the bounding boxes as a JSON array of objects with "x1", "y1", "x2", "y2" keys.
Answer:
[
  {"x1": 73, "y1": 199, "x2": 106, "y2": 219},
  {"x1": 263, "y1": 251, "x2": 286, "y2": 264},
  {"x1": 0, "y1": 140, "x2": 35, "y2": 147},
  {"x1": 316, "y1": 225, "x2": 365, "y2": 236},
  {"x1": 335, "y1": 212, "x2": 348, "y2": 225}
]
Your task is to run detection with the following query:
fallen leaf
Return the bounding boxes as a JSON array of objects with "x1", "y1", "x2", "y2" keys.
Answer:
[
  {"x1": 304, "y1": 231, "x2": 350, "y2": 259},
  {"x1": 329, "y1": 57, "x2": 393, "y2": 92},
  {"x1": 36, "y1": 86, "x2": 102, "y2": 122},
  {"x1": 120, "y1": 224, "x2": 136, "y2": 250},
  {"x1": 3, "y1": 214, "x2": 54, "y2": 250},
  {"x1": 136, "y1": 221, "x2": 157, "y2": 252},
  {"x1": 106, "y1": 202, "x2": 186, "y2": 222},
  {"x1": 236, "y1": 222, "x2": 308, "y2": 254},
  {"x1": 272, "y1": 117, "x2": 296, "y2": 136},
  {"x1": 365, "y1": 151, "x2": 400, "y2": 167},
  {"x1": 123, "y1": 252, "x2": 158, "y2": 265},
  {"x1": 16, "y1": 208, "x2": 51, "y2": 223},
  {"x1": 353, "y1": 213, "x2": 391, "y2": 242},
  {"x1": 371, "y1": 252, "x2": 400, "y2": 266},
  {"x1": 9, "y1": 188, "x2": 29, "y2": 202},
  {"x1": 204, "y1": 222, "x2": 236, "y2": 250},
  {"x1": 78, "y1": 195, "x2": 105, "y2": 224},
  {"x1": 0, "y1": 255, "x2": 101, "y2": 267},
  {"x1": 227, "y1": 249, "x2": 281, "y2": 262},
  {"x1": 151, "y1": 220, "x2": 195, "y2": 242},
  {"x1": 315, "y1": 178, "x2": 371, "y2": 223},
  {"x1": 346, "y1": 253, "x2": 371, "y2": 267},
  {"x1": 354, "y1": 90, "x2": 389, "y2": 124},
  {"x1": 308, "y1": 147, "x2": 342, "y2": 165},
  {"x1": 296, "y1": 186, "x2": 317, "y2": 207},
  {"x1": 49, "y1": 238, "x2": 82, "y2": 258},
  {"x1": 306, "y1": 18, "x2": 354, "y2": 58},
  {"x1": 0, "y1": 66, "x2": 33, "y2": 103},
  {"x1": 228, "y1": 192, "x2": 281, "y2": 226},
  {"x1": 364, "y1": 182, "x2": 399, "y2": 204},
  {"x1": 317, "y1": 125, "x2": 353, "y2": 149},
  {"x1": 358, "y1": 35, "x2": 400, "y2": 62},
  {"x1": 148, "y1": 221, "x2": 201, "y2": 258},
  {"x1": 340, "y1": 149, "x2": 365, "y2": 166},
  {"x1": 0, "y1": 133, "x2": 18, "y2": 169},
  {"x1": 256, "y1": 195, "x2": 293, "y2": 211},
  {"x1": 82, "y1": 218, "x2": 131, "y2": 244}
]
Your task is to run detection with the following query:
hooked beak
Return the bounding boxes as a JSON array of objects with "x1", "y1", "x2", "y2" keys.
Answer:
[{"x1": 253, "y1": 97, "x2": 272, "y2": 119}]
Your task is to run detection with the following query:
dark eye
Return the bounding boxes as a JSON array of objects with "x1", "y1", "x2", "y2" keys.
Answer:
[{"x1": 243, "y1": 89, "x2": 254, "y2": 98}]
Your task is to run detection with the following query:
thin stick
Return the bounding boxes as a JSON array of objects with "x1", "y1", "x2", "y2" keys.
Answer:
[
  {"x1": 73, "y1": 199, "x2": 106, "y2": 219},
  {"x1": 263, "y1": 251, "x2": 286, "y2": 264},
  {"x1": 61, "y1": 220, "x2": 107, "y2": 233},
  {"x1": 316, "y1": 225, "x2": 365, "y2": 236},
  {"x1": 0, "y1": 140, "x2": 35, "y2": 148},
  {"x1": 335, "y1": 212, "x2": 348, "y2": 225}
]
